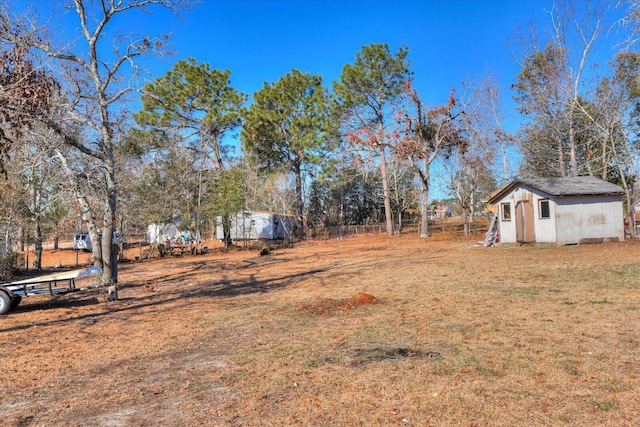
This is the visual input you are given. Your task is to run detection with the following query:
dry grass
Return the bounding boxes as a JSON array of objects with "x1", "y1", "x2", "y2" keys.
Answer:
[{"x1": 1, "y1": 235, "x2": 640, "y2": 426}]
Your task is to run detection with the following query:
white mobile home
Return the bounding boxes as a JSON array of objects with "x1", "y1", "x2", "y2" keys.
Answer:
[
  {"x1": 216, "y1": 211, "x2": 294, "y2": 241},
  {"x1": 487, "y1": 177, "x2": 624, "y2": 245}
]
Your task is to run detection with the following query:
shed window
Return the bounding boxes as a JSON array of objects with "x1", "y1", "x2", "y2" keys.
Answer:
[
  {"x1": 539, "y1": 199, "x2": 550, "y2": 219},
  {"x1": 501, "y1": 202, "x2": 511, "y2": 221}
]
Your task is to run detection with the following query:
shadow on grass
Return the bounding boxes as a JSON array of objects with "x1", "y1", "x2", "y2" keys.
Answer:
[{"x1": 0, "y1": 262, "x2": 332, "y2": 333}]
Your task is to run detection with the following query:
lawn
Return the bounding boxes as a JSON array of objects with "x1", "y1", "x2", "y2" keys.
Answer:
[{"x1": 1, "y1": 234, "x2": 639, "y2": 426}]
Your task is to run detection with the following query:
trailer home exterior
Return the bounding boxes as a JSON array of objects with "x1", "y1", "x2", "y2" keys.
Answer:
[
  {"x1": 146, "y1": 223, "x2": 182, "y2": 244},
  {"x1": 216, "y1": 211, "x2": 294, "y2": 241},
  {"x1": 487, "y1": 177, "x2": 624, "y2": 245}
]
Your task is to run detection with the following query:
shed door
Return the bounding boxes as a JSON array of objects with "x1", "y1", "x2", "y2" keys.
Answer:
[{"x1": 516, "y1": 200, "x2": 535, "y2": 243}]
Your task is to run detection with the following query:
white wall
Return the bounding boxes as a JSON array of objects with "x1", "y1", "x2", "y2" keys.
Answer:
[
  {"x1": 146, "y1": 223, "x2": 181, "y2": 244},
  {"x1": 494, "y1": 186, "x2": 545, "y2": 244},
  {"x1": 531, "y1": 188, "x2": 557, "y2": 244},
  {"x1": 494, "y1": 186, "x2": 623, "y2": 245},
  {"x1": 496, "y1": 197, "x2": 516, "y2": 244},
  {"x1": 555, "y1": 196, "x2": 624, "y2": 244},
  {"x1": 215, "y1": 212, "x2": 295, "y2": 241},
  {"x1": 216, "y1": 211, "x2": 283, "y2": 240}
]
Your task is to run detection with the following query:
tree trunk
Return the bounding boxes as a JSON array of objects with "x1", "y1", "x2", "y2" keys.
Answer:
[
  {"x1": 500, "y1": 139, "x2": 509, "y2": 183},
  {"x1": 222, "y1": 215, "x2": 232, "y2": 251},
  {"x1": 556, "y1": 121, "x2": 566, "y2": 177},
  {"x1": 610, "y1": 137, "x2": 634, "y2": 238},
  {"x1": 33, "y1": 219, "x2": 42, "y2": 270},
  {"x1": 101, "y1": 186, "x2": 117, "y2": 286},
  {"x1": 294, "y1": 161, "x2": 305, "y2": 240},
  {"x1": 419, "y1": 182, "x2": 429, "y2": 237},
  {"x1": 378, "y1": 145, "x2": 394, "y2": 237},
  {"x1": 89, "y1": 227, "x2": 102, "y2": 269},
  {"x1": 24, "y1": 230, "x2": 29, "y2": 271},
  {"x1": 626, "y1": 192, "x2": 635, "y2": 238},
  {"x1": 462, "y1": 207, "x2": 469, "y2": 236},
  {"x1": 99, "y1": 123, "x2": 119, "y2": 291},
  {"x1": 418, "y1": 162, "x2": 430, "y2": 238},
  {"x1": 18, "y1": 226, "x2": 24, "y2": 253},
  {"x1": 568, "y1": 101, "x2": 578, "y2": 176}
]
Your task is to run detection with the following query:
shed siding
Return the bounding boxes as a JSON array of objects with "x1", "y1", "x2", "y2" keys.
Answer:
[
  {"x1": 217, "y1": 212, "x2": 274, "y2": 240},
  {"x1": 555, "y1": 196, "x2": 624, "y2": 244},
  {"x1": 146, "y1": 223, "x2": 181, "y2": 244},
  {"x1": 494, "y1": 186, "x2": 558, "y2": 244},
  {"x1": 492, "y1": 184, "x2": 623, "y2": 245},
  {"x1": 497, "y1": 198, "x2": 516, "y2": 243},
  {"x1": 533, "y1": 197, "x2": 557, "y2": 243},
  {"x1": 216, "y1": 211, "x2": 294, "y2": 240}
]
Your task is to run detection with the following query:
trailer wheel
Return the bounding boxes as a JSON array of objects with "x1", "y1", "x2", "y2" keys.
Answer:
[
  {"x1": 10, "y1": 295, "x2": 22, "y2": 310},
  {"x1": 0, "y1": 290, "x2": 11, "y2": 315}
]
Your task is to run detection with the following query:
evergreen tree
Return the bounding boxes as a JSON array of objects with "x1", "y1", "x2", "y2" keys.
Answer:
[
  {"x1": 242, "y1": 69, "x2": 337, "y2": 239},
  {"x1": 333, "y1": 43, "x2": 411, "y2": 236}
]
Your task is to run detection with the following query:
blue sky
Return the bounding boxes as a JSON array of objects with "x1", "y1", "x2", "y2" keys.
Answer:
[
  {"x1": 112, "y1": 0, "x2": 626, "y2": 196},
  {"x1": 153, "y1": 0, "x2": 548, "y2": 118},
  {"x1": 26, "y1": 0, "x2": 632, "y2": 197},
  {"x1": 41, "y1": 0, "x2": 627, "y2": 138},
  {"x1": 147, "y1": 0, "x2": 551, "y2": 191}
]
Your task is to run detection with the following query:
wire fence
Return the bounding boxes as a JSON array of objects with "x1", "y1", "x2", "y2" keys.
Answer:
[{"x1": 307, "y1": 217, "x2": 492, "y2": 240}]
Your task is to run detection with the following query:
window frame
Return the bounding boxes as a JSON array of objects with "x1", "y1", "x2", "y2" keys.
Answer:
[
  {"x1": 501, "y1": 202, "x2": 511, "y2": 221},
  {"x1": 539, "y1": 199, "x2": 551, "y2": 219}
]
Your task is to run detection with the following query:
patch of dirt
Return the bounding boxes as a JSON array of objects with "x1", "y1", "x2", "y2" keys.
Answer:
[
  {"x1": 350, "y1": 347, "x2": 442, "y2": 366},
  {"x1": 296, "y1": 292, "x2": 379, "y2": 315}
]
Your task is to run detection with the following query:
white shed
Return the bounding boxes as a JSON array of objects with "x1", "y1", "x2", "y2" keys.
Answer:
[
  {"x1": 487, "y1": 177, "x2": 624, "y2": 245},
  {"x1": 216, "y1": 211, "x2": 294, "y2": 241},
  {"x1": 146, "y1": 223, "x2": 182, "y2": 244}
]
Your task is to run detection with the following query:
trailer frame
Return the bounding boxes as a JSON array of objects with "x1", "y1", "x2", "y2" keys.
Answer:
[{"x1": 0, "y1": 266, "x2": 101, "y2": 315}]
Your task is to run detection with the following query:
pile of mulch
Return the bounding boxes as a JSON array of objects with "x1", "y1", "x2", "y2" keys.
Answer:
[{"x1": 296, "y1": 292, "x2": 379, "y2": 315}]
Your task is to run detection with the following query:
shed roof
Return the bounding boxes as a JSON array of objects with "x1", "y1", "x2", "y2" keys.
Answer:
[{"x1": 488, "y1": 176, "x2": 624, "y2": 204}]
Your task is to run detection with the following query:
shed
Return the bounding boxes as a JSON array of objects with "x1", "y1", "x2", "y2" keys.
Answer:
[
  {"x1": 634, "y1": 200, "x2": 640, "y2": 235},
  {"x1": 146, "y1": 223, "x2": 182, "y2": 244},
  {"x1": 216, "y1": 211, "x2": 294, "y2": 241},
  {"x1": 428, "y1": 204, "x2": 453, "y2": 220},
  {"x1": 486, "y1": 177, "x2": 625, "y2": 245}
]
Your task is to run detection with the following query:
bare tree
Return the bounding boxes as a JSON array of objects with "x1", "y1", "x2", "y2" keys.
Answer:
[
  {"x1": 395, "y1": 83, "x2": 466, "y2": 238},
  {"x1": 440, "y1": 81, "x2": 498, "y2": 235},
  {"x1": 12, "y1": 127, "x2": 69, "y2": 269},
  {"x1": 619, "y1": 0, "x2": 640, "y2": 48},
  {"x1": 478, "y1": 75, "x2": 514, "y2": 185},
  {"x1": 512, "y1": 0, "x2": 611, "y2": 177},
  {"x1": 386, "y1": 157, "x2": 415, "y2": 235},
  {"x1": 575, "y1": 52, "x2": 640, "y2": 234},
  {"x1": 0, "y1": 0, "x2": 191, "y2": 294}
]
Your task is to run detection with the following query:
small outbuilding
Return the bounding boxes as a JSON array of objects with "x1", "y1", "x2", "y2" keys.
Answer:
[
  {"x1": 486, "y1": 176, "x2": 625, "y2": 246},
  {"x1": 216, "y1": 211, "x2": 294, "y2": 241},
  {"x1": 146, "y1": 223, "x2": 182, "y2": 245},
  {"x1": 634, "y1": 199, "x2": 640, "y2": 235}
]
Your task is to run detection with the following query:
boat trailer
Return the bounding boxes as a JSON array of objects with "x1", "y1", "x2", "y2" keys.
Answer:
[{"x1": 0, "y1": 267, "x2": 101, "y2": 315}]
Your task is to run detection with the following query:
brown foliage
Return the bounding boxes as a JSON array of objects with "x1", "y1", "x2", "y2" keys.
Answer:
[
  {"x1": 0, "y1": 46, "x2": 58, "y2": 174},
  {"x1": 394, "y1": 82, "x2": 466, "y2": 162}
]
